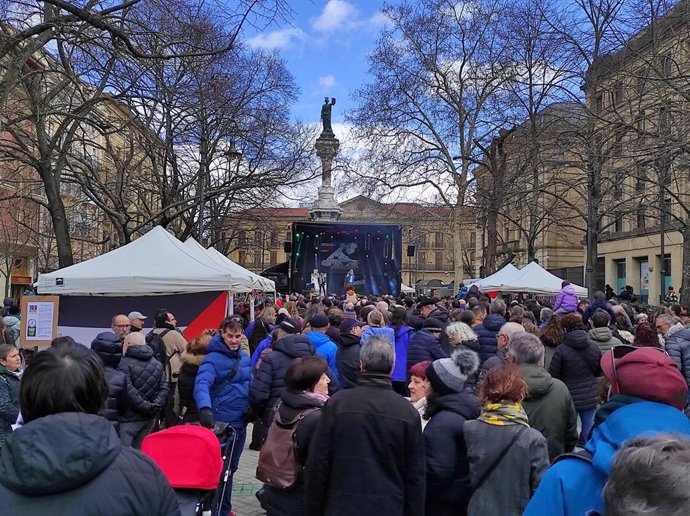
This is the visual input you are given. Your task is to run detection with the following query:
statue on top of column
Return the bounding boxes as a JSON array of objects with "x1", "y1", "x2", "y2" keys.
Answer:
[{"x1": 320, "y1": 97, "x2": 336, "y2": 136}]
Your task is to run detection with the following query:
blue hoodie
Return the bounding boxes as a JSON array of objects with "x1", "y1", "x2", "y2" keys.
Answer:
[
  {"x1": 305, "y1": 331, "x2": 339, "y2": 380},
  {"x1": 523, "y1": 399, "x2": 690, "y2": 516},
  {"x1": 194, "y1": 337, "x2": 251, "y2": 429},
  {"x1": 389, "y1": 325, "x2": 414, "y2": 382}
]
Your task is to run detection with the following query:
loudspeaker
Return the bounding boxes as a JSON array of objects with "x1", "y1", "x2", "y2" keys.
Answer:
[
  {"x1": 406, "y1": 245, "x2": 416, "y2": 257},
  {"x1": 283, "y1": 241, "x2": 292, "y2": 253}
]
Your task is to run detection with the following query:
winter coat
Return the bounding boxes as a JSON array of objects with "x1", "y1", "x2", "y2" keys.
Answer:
[
  {"x1": 117, "y1": 345, "x2": 169, "y2": 422},
  {"x1": 0, "y1": 365, "x2": 20, "y2": 449},
  {"x1": 480, "y1": 351, "x2": 507, "y2": 375},
  {"x1": 406, "y1": 329, "x2": 448, "y2": 375},
  {"x1": 336, "y1": 332, "x2": 362, "y2": 389},
  {"x1": 177, "y1": 352, "x2": 204, "y2": 422},
  {"x1": 518, "y1": 364, "x2": 579, "y2": 461},
  {"x1": 588, "y1": 327, "x2": 622, "y2": 353},
  {"x1": 256, "y1": 390, "x2": 324, "y2": 516},
  {"x1": 429, "y1": 308, "x2": 452, "y2": 353},
  {"x1": 92, "y1": 337, "x2": 153, "y2": 431},
  {"x1": 523, "y1": 399, "x2": 690, "y2": 516},
  {"x1": 553, "y1": 285, "x2": 579, "y2": 313},
  {"x1": 464, "y1": 420, "x2": 549, "y2": 516},
  {"x1": 361, "y1": 326, "x2": 394, "y2": 346},
  {"x1": 151, "y1": 327, "x2": 186, "y2": 382},
  {"x1": 548, "y1": 330, "x2": 602, "y2": 411},
  {"x1": 305, "y1": 372, "x2": 426, "y2": 516},
  {"x1": 249, "y1": 335, "x2": 315, "y2": 418},
  {"x1": 305, "y1": 331, "x2": 340, "y2": 381},
  {"x1": 0, "y1": 412, "x2": 180, "y2": 516},
  {"x1": 390, "y1": 325, "x2": 414, "y2": 382},
  {"x1": 251, "y1": 335, "x2": 272, "y2": 370},
  {"x1": 663, "y1": 325, "x2": 690, "y2": 400},
  {"x1": 194, "y1": 338, "x2": 251, "y2": 429},
  {"x1": 582, "y1": 299, "x2": 616, "y2": 325},
  {"x1": 326, "y1": 326, "x2": 341, "y2": 344},
  {"x1": 424, "y1": 388, "x2": 481, "y2": 516},
  {"x1": 2, "y1": 316, "x2": 19, "y2": 343},
  {"x1": 474, "y1": 314, "x2": 507, "y2": 365}
]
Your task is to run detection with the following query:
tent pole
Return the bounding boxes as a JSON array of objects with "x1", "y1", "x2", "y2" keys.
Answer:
[
  {"x1": 249, "y1": 293, "x2": 255, "y2": 322},
  {"x1": 227, "y1": 291, "x2": 234, "y2": 316}
]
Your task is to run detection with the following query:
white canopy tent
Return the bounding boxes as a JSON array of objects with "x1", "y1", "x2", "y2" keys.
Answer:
[
  {"x1": 483, "y1": 261, "x2": 588, "y2": 297},
  {"x1": 200, "y1": 242, "x2": 275, "y2": 292},
  {"x1": 401, "y1": 283, "x2": 415, "y2": 294},
  {"x1": 472, "y1": 263, "x2": 520, "y2": 292},
  {"x1": 38, "y1": 226, "x2": 235, "y2": 295}
]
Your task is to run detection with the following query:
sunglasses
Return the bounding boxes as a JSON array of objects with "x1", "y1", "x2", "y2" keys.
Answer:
[{"x1": 609, "y1": 344, "x2": 669, "y2": 393}]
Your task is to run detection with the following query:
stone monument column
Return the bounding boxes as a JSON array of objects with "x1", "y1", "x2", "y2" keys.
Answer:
[{"x1": 310, "y1": 97, "x2": 342, "y2": 221}]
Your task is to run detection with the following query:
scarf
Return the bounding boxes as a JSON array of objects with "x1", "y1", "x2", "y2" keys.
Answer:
[
  {"x1": 478, "y1": 401, "x2": 530, "y2": 427},
  {"x1": 303, "y1": 390, "x2": 329, "y2": 404}
]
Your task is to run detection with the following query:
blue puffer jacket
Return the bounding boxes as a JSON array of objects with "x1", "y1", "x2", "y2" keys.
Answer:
[
  {"x1": 194, "y1": 338, "x2": 251, "y2": 429},
  {"x1": 582, "y1": 298, "x2": 616, "y2": 325},
  {"x1": 251, "y1": 335, "x2": 272, "y2": 370},
  {"x1": 663, "y1": 326, "x2": 690, "y2": 401},
  {"x1": 361, "y1": 327, "x2": 394, "y2": 346},
  {"x1": 249, "y1": 335, "x2": 315, "y2": 417},
  {"x1": 474, "y1": 314, "x2": 506, "y2": 365},
  {"x1": 524, "y1": 399, "x2": 690, "y2": 516},
  {"x1": 305, "y1": 331, "x2": 339, "y2": 381},
  {"x1": 406, "y1": 330, "x2": 448, "y2": 375},
  {"x1": 390, "y1": 325, "x2": 414, "y2": 382}
]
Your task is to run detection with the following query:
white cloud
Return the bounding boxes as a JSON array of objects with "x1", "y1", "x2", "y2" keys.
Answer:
[
  {"x1": 246, "y1": 27, "x2": 306, "y2": 50},
  {"x1": 312, "y1": 0, "x2": 359, "y2": 32},
  {"x1": 318, "y1": 75, "x2": 336, "y2": 89}
]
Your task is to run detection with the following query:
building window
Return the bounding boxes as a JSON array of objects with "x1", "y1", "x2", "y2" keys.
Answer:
[
  {"x1": 254, "y1": 230, "x2": 262, "y2": 246},
  {"x1": 253, "y1": 251, "x2": 262, "y2": 269},
  {"x1": 418, "y1": 251, "x2": 426, "y2": 270},
  {"x1": 660, "y1": 104, "x2": 670, "y2": 137},
  {"x1": 238, "y1": 250, "x2": 246, "y2": 266},
  {"x1": 470, "y1": 232, "x2": 476, "y2": 249},
  {"x1": 238, "y1": 230, "x2": 247, "y2": 246},
  {"x1": 595, "y1": 94, "x2": 603, "y2": 114},
  {"x1": 614, "y1": 216, "x2": 623, "y2": 233},
  {"x1": 270, "y1": 250, "x2": 277, "y2": 266},
  {"x1": 613, "y1": 82, "x2": 624, "y2": 107},
  {"x1": 663, "y1": 54, "x2": 673, "y2": 77},
  {"x1": 419, "y1": 234, "x2": 427, "y2": 249},
  {"x1": 285, "y1": 230, "x2": 291, "y2": 243},
  {"x1": 435, "y1": 232, "x2": 444, "y2": 247},
  {"x1": 637, "y1": 209, "x2": 646, "y2": 229},
  {"x1": 635, "y1": 110, "x2": 646, "y2": 142},
  {"x1": 435, "y1": 251, "x2": 444, "y2": 270}
]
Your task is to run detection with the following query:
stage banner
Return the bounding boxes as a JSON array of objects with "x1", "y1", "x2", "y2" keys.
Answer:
[{"x1": 291, "y1": 222, "x2": 402, "y2": 296}]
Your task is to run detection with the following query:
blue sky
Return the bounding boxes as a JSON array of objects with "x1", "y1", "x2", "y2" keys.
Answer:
[{"x1": 244, "y1": 0, "x2": 390, "y2": 125}]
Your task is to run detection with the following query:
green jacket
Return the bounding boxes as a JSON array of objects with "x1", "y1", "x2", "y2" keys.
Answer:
[
  {"x1": 588, "y1": 327, "x2": 622, "y2": 353},
  {"x1": 519, "y1": 363, "x2": 578, "y2": 461}
]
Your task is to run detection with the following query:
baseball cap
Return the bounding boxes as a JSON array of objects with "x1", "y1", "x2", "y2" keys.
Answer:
[
  {"x1": 601, "y1": 345, "x2": 688, "y2": 410},
  {"x1": 308, "y1": 313, "x2": 330, "y2": 329},
  {"x1": 340, "y1": 319, "x2": 363, "y2": 334},
  {"x1": 279, "y1": 317, "x2": 302, "y2": 335},
  {"x1": 127, "y1": 311, "x2": 147, "y2": 321}
]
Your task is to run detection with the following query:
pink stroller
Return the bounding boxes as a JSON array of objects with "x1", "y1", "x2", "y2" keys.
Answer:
[{"x1": 142, "y1": 424, "x2": 236, "y2": 515}]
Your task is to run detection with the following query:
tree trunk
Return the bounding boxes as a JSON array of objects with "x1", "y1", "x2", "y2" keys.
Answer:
[
  {"x1": 452, "y1": 205, "x2": 465, "y2": 288},
  {"x1": 680, "y1": 224, "x2": 690, "y2": 307},
  {"x1": 584, "y1": 161, "x2": 600, "y2": 296},
  {"x1": 41, "y1": 166, "x2": 73, "y2": 268},
  {"x1": 485, "y1": 211, "x2": 497, "y2": 275}
]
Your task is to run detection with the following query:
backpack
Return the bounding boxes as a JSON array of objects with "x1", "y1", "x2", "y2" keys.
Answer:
[
  {"x1": 256, "y1": 403, "x2": 319, "y2": 490},
  {"x1": 146, "y1": 329, "x2": 171, "y2": 376}
]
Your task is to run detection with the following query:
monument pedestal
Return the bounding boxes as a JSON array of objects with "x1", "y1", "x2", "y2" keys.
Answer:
[{"x1": 309, "y1": 186, "x2": 342, "y2": 221}]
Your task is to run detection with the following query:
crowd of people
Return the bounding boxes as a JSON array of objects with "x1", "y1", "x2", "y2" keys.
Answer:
[{"x1": 1, "y1": 283, "x2": 690, "y2": 515}]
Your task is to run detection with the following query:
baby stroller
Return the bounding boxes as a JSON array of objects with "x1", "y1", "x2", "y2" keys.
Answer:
[{"x1": 142, "y1": 423, "x2": 236, "y2": 515}]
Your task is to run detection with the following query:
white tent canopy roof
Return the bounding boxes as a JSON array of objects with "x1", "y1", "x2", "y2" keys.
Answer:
[
  {"x1": 38, "y1": 226, "x2": 235, "y2": 296},
  {"x1": 479, "y1": 261, "x2": 588, "y2": 296},
  {"x1": 472, "y1": 263, "x2": 520, "y2": 292},
  {"x1": 183, "y1": 238, "x2": 275, "y2": 292}
]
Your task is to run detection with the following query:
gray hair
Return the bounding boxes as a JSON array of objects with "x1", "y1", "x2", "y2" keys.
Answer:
[
  {"x1": 490, "y1": 299, "x2": 506, "y2": 316},
  {"x1": 657, "y1": 314, "x2": 681, "y2": 326},
  {"x1": 539, "y1": 307, "x2": 553, "y2": 323},
  {"x1": 360, "y1": 335, "x2": 395, "y2": 374},
  {"x1": 445, "y1": 322, "x2": 477, "y2": 345},
  {"x1": 604, "y1": 435, "x2": 690, "y2": 516},
  {"x1": 507, "y1": 332, "x2": 545, "y2": 366}
]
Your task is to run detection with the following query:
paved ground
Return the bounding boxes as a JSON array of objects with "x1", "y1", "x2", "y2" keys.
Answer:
[{"x1": 229, "y1": 424, "x2": 265, "y2": 516}]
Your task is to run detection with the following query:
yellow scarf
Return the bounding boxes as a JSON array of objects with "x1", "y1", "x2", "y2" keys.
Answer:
[{"x1": 477, "y1": 401, "x2": 530, "y2": 427}]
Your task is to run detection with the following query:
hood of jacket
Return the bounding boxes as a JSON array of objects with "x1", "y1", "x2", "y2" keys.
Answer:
[
  {"x1": 434, "y1": 387, "x2": 481, "y2": 420},
  {"x1": 124, "y1": 343, "x2": 154, "y2": 361},
  {"x1": 91, "y1": 336, "x2": 123, "y2": 369},
  {"x1": 207, "y1": 334, "x2": 245, "y2": 359},
  {"x1": 0, "y1": 413, "x2": 121, "y2": 495},
  {"x1": 3, "y1": 315, "x2": 19, "y2": 326},
  {"x1": 561, "y1": 285, "x2": 576, "y2": 296},
  {"x1": 273, "y1": 334, "x2": 315, "y2": 358},
  {"x1": 585, "y1": 400, "x2": 690, "y2": 478},
  {"x1": 588, "y1": 327, "x2": 613, "y2": 343},
  {"x1": 306, "y1": 331, "x2": 335, "y2": 350},
  {"x1": 428, "y1": 308, "x2": 449, "y2": 324},
  {"x1": 181, "y1": 351, "x2": 205, "y2": 367},
  {"x1": 482, "y1": 313, "x2": 507, "y2": 332},
  {"x1": 518, "y1": 363, "x2": 554, "y2": 400},
  {"x1": 339, "y1": 332, "x2": 361, "y2": 348},
  {"x1": 563, "y1": 329, "x2": 591, "y2": 350},
  {"x1": 391, "y1": 325, "x2": 414, "y2": 337}
]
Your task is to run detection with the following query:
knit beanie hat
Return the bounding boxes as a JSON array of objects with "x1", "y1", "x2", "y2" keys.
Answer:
[{"x1": 426, "y1": 349, "x2": 480, "y2": 396}]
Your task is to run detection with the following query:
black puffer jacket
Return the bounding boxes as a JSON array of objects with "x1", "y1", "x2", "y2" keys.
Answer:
[
  {"x1": 249, "y1": 335, "x2": 315, "y2": 418},
  {"x1": 91, "y1": 337, "x2": 153, "y2": 431},
  {"x1": 474, "y1": 314, "x2": 506, "y2": 365},
  {"x1": 424, "y1": 387, "x2": 481, "y2": 516},
  {"x1": 336, "y1": 332, "x2": 362, "y2": 389},
  {"x1": 548, "y1": 330, "x2": 602, "y2": 411},
  {"x1": 407, "y1": 330, "x2": 448, "y2": 375},
  {"x1": 117, "y1": 345, "x2": 168, "y2": 422},
  {"x1": 0, "y1": 412, "x2": 180, "y2": 515},
  {"x1": 177, "y1": 352, "x2": 204, "y2": 422},
  {"x1": 429, "y1": 308, "x2": 452, "y2": 353}
]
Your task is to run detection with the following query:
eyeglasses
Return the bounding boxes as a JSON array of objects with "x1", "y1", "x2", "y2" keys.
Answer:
[{"x1": 114, "y1": 324, "x2": 130, "y2": 328}]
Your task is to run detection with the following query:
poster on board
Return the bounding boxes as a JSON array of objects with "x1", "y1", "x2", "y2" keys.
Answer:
[{"x1": 19, "y1": 295, "x2": 60, "y2": 348}]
